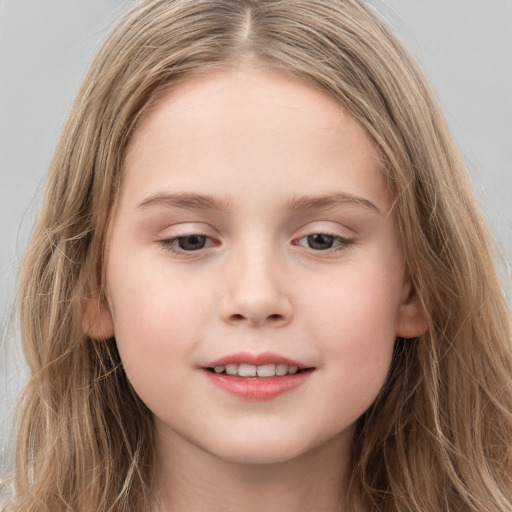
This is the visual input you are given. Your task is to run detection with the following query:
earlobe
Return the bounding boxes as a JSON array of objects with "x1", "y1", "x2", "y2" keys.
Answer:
[
  {"x1": 396, "y1": 280, "x2": 429, "y2": 338},
  {"x1": 82, "y1": 293, "x2": 115, "y2": 340}
]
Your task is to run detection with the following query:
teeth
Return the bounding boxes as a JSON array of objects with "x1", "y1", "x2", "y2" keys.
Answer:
[
  {"x1": 256, "y1": 364, "x2": 275, "y2": 377},
  {"x1": 225, "y1": 364, "x2": 237, "y2": 375},
  {"x1": 276, "y1": 364, "x2": 288, "y2": 376},
  {"x1": 211, "y1": 363, "x2": 302, "y2": 377},
  {"x1": 238, "y1": 363, "x2": 257, "y2": 377}
]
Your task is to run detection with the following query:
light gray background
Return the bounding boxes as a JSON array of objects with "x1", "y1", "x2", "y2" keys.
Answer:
[{"x1": 1, "y1": 0, "x2": 511, "y2": 466}]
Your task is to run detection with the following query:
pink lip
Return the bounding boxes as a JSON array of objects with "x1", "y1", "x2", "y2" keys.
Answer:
[
  {"x1": 203, "y1": 351, "x2": 307, "y2": 368},
  {"x1": 201, "y1": 351, "x2": 314, "y2": 401}
]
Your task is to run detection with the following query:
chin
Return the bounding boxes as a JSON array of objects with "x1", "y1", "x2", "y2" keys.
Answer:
[{"x1": 201, "y1": 431, "x2": 330, "y2": 467}]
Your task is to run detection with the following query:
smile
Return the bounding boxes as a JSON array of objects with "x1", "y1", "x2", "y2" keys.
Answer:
[
  {"x1": 202, "y1": 351, "x2": 314, "y2": 400},
  {"x1": 208, "y1": 363, "x2": 301, "y2": 377}
]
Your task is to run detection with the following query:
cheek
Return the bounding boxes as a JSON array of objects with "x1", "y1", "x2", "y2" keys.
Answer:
[
  {"x1": 299, "y1": 258, "x2": 402, "y2": 387},
  {"x1": 304, "y1": 259, "x2": 402, "y2": 336},
  {"x1": 106, "y1": 265, "x2": 212, "y2": 380}
]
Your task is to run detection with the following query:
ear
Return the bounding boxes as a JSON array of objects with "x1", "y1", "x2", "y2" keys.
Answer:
[
  {"x1": 396, "y1": 278, "x2": 428, "y2": 338},
  {"x1": 82, "y1": 290, "x2": 115, "y2": 340}
]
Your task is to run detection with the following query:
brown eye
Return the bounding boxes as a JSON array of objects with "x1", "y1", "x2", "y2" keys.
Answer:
[
  {"x1": 306, "y1": 234, "x2": 335, "y2": 250},
  {"x1": 177, "y1": 234, "x2": 207, "y2": 251},
  {"x1": 294, "y1": 232, "x2": 354, "y2": 254}
]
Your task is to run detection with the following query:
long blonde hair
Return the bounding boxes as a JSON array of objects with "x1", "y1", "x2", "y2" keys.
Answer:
[{"x1": 3, "y1": 0, "x2": 512, "y2": 510}]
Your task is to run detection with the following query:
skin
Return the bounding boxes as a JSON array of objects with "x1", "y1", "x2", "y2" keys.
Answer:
[{"x1": 90, "y1": 66, "x2": 426, "y2": 511}]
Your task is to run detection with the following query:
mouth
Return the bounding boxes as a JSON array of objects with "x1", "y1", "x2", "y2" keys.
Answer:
[
  {"x1": 206, "y1": 363, "x2": 310, "y2": 377},
  {"x1": 201, "y1": 352, "x2": 314, "y2": 400}
]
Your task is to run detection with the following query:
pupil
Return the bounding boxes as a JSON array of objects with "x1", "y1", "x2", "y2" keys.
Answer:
[
  {"x1": 178, "y1": 235, "x2": 206, "y2": 251},
  {"x1": 308, "y1": 234, "x2": 334, "y2": 250}
]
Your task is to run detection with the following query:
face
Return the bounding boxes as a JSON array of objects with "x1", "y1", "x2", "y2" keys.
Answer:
[{"x1": 93, "y1": 67, "x2": 425, "y2": 466}]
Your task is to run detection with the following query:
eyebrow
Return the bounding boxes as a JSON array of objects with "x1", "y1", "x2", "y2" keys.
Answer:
[
  {"x1": 137, "y1": 192, "x2": 232, "y2": 212},
  {"x1": 286, "y1": 192, "x2": 381, "y2": 214},
  {"x1": 137, "y1": 191, "x2": 380, "y2": 215}
]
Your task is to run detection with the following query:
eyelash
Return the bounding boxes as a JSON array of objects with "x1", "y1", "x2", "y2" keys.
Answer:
[
  {"x1": 159, "y1": 233, "x2": 215, "y2": 255},
  {"x1": 158, "y1": 232, "x2": 355, "y2": 257},
  {"x1": 294, "y1": 232, "x2": 355, "y2": 255}
]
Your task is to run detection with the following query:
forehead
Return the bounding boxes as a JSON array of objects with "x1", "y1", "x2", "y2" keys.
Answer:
[{"x1": 121, "y1": 66, "x2": 390, "y2": 213}]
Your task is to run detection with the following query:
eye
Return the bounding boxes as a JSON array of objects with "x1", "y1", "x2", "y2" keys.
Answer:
[
  {"x1": 295, "y1": 233, "x2": 353, "y2": 251},
  {"x1": 176, "y1": 234, "x2": 208, "y2": 251},
  {"x1": 304, "y1": 233, "x2": 335, "y2": 250},
  {"x1": 160, "y1": 234, "x2": 215, "y2": 254}
]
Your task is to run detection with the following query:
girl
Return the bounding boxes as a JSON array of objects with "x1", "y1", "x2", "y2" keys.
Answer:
[{"x1": 3, "y1": 0, "x2": 512, "y2": 511}]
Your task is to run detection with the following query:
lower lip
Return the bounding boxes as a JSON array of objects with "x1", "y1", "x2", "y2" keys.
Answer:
[{"x1": 203, "y1": 370, "x2": 313, "y2": 401}]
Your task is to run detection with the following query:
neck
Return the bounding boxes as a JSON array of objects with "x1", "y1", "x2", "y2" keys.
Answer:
[{"x1": 151, "y1": 428, "x2": 360, "y2": 512}]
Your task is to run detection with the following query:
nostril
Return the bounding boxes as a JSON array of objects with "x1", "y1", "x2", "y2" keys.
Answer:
[{"x1": 228, "y1": 313, "x2": 284, "y2": 324}]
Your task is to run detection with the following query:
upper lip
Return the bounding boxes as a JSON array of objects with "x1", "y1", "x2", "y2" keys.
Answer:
[{"x1": 202, "y1": 351, "x2": 310, "y2": 369}]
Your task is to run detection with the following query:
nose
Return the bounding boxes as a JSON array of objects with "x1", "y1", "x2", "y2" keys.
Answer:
[{"x1": 219, "y1": 249, "x2": 293, "y2": 328}]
